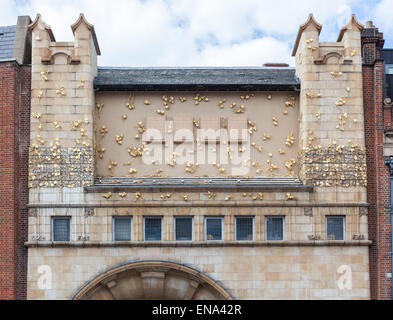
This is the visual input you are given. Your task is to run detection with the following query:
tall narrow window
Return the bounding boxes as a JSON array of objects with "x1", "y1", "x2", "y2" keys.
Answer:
[
  {"x1": 205, "y1": 217, "x2": 223, "y2": 241},
  {"x1": 326, "y1": 216, "x2": 345, "y2": 240},
  {"x1": 175, "y1": 217, "x2": 193, "y2": 241},
  {"x1": 52, "y1": 217, "x2": 71, "y2": 242},
  {"x1": 113, "y1": 217, "x2": 132, "y2": 241},
  {"x1": 236, "y1": 217, "x2": 254, "y2": 241},
  {"x1": 266, "y1": 216, "x2": 284, "y2": 241},
  {"x1": 144, "y1": 217, "x2": 162, "y2": 241}
]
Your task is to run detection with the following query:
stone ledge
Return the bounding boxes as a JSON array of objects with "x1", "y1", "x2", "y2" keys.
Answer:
[
  {"x1": 25, "y1": 240, "x2": 372, "y2": 248},
  {"x1": 27, "y1": 201, "x2": 370, "y2": 208}
]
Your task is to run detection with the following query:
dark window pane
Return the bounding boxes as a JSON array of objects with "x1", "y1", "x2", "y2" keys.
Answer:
[
  {"x1": 266, "y1": 217, "x2": 284, "y2": 240},
  {"x1": 206, "y1": 218, "x2": 222, "y2": 240},
  {"x1": 327, "y1": 216, "x2": 344, "y2": 240},
  {"x1": 114, "y1": 217, "x2": 131, "y2": 241},
  {"x1": 175, "y1": 218, "x2": 192, "y2": 241},
  {"x1": 236, "y1": 217, "x2": 253, "y2": 240},
  {"x1": 53, "y1": 217, "x2": 70, "y2": 241},
  {"x1": 145, "y1": 218, "x2": 162, "y2": 241}
]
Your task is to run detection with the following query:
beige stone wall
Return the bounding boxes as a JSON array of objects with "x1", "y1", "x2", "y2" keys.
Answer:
[
  {"x1": 94, "y1": 91, "x2": 300, "y2": 178},
  {"x1": 27, "y1": 246, "x2": 370, "y2": 300},
  {"x1": 27, "y1": 189, "x2": 368, "y2": 243}
]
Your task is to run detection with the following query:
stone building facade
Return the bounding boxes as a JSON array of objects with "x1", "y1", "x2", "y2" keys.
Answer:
[
  {"x1": 23, "y1": 13, "x2": 371, "y2": 300},
  {"x1": 0, "y1": 16, "x2": 32, "y2": 300}
]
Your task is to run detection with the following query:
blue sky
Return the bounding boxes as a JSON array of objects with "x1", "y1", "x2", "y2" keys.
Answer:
[{"x1": 1, "y1": 0, "x2": 393, "y2": 66}]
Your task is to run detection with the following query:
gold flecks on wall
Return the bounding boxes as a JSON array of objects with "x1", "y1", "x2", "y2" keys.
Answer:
[
  {"x1": 77, "y1": 79, "x2": 85, "y2": 89},
  {"x1": 248, "y1": 121, "x2": 257, "y2": 134},
  {"x1": 53, "y1": 121, "x2": 61, "y2": 130},
  {"x1": 56, "y1": 86, "x2": 66, "y2": 96},
  {"x1": 279, "y1": 148, "x2": 285, "y2": 155},
  {"x1": 240, "y1": 93, "x2": 255, "y2": 101},
  {"x1": 179, "y1": 97, "x2": 187, "y2": 103},
  {"x1": 108, "y1": 161, "x2": 118, "y2": 175},
  {"x1": 308, "y1": 45, "x2": 317, "y2": 51},
  {"x1": 285, "y1": 158, "x2": 296, "y2": 175},
  {"x1": 135, "y1": 192, "x2": 142, "y2": 201},
  {"x1": 272, "y1": 117, "x2": 278, "y2": 126},
  {"x1": 207, "y1": 191, "x2": 217, "y2": 199},
  {"x1": 283, "y1": 110, "x2": 288, "y2": 115},
  {"x1": 103, "y1": 192, "x2": 112, "y2": 199},
  {"x1": 218, "y1": 98, "x2": 226, "y2": 109},
  {"x1": 129, "y1": 168, "x2": 137, "y2": 175},
  {"x1": 286, "y1": 133, "x2": 295, "y2": 147},
  {"x1": 305, "y1": 92, "x2": 321, "y2": 99},
  {"x1": 331, "y1": 71, "x2": 343, "y2": 78},
  {"x1": 193, "y1": 120, "x2": 200, "y2": 128},
  {"x1": 97, "y1": 147, "x2": 105, "y2": 159},
  {"x1": 267, "y1": 94, "x2": 272, "y2": 100},
  {"x1": 36, "y1": 134, "x2": 45, "y2": 145},
  {"x1": 96, "y1": 103, "x2": 104, "y2": 112},
  {"x1": 194, "y1": 93, "x2": 209, "y2": 105},
  {"x1": 115, "y1": 134, "x2": 124, "y2": 145},
  {"x1": 37, "y1": 90, "x2": 43, "y2": 103},
  {"x1": 286, "y1": 193, "x2": 295, "y2": 200},
  {"x1": 306, "y1": 38, "x2": 314, "y2": 44},
  {"x1": 32, "y1": 112, "x2": 41, "y2": 119},
  {"x1": 263, "y1": 133, "x2": 271, "y2": 141},
  {"x1": 353, "y1": 118, "x2": 358, "y2": 124},
  {"x1": 126, "y1": 94, "x2": 136, "y2": 110},
  {"x1": 346, "y1": 87, "x2": 351, "y2": 92},
  {"x1": 100, "y1": 125, "x2": 108, "y2": 137},
  {"x1": 315, "y1": 111, "x2": 321, "y2": 120},
  {"x1": 70, "y1": 120, "x2": 82, "y2": 131},
  {"x1": 335, "y1": 98, "x2": 346, "y2": 106},
  {"x1": 337, "y1": 113, "x2": 348, "y2": 131},
  {"x1": 144, "y1": 99, "x2": 151, "y2": 105},
  {"x1": 156, "y1": 109, "x2": 165, "y2": 115},
  {"x1": 162, "y1": 95, "x2": 175, "y2": 109},
  {"x1": 119, "y1": 192, "x2": 127, "y2": 198},
  {"x1": 183, "y1": 194, "x2": 190, "y2": 201},
  {"x1": 35, "y1": 36, "x2": 42, "y2": 41},
  {"x1": 225, "y1": 195, "x2": 232, "y2": 201},
  {"x1": 350, "y1": 49, "x2": 356, "y2": 57},
  {"x1": 285, "y1": 95, "x2": 296, "y2": 108},
  {"x1": 40, "y1": 71, "x2": 49, "y2": 81},
  {"x1": 122, "y1": 114, "x2": 127, "y2": 120}
]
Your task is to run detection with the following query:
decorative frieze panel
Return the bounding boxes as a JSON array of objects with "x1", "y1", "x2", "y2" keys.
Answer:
[
  {"x1": 301, "y1": 145, "x2": 367, "y2": 187},
  {"x1": 28, "y1": 146, "x2": 94, "y2": 188}
]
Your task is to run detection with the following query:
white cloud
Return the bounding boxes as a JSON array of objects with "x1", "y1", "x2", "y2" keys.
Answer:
[{"x1": 1, "y1": 0, "x2": 380, "y2": 66}]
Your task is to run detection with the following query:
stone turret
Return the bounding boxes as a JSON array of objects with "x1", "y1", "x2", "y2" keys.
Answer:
[
  {"x1": 294, "y1": 14, "x2": 367, "y2": 205},
  {"x1": 28, "y1": 13, "x2": 99, "y2": 193}
]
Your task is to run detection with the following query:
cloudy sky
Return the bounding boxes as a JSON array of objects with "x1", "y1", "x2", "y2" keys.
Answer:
[{"x1": 2, "y1": 0, "x2": 393, "y2": 67}]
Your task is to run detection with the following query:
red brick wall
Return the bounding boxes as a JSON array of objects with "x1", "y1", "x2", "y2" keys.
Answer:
[
  {"x1": 362, "y1": 30, "x2": 393, "y2": 300},
  {"x1": 0, "y1": 61, "x2": 30, "y2": 300}
]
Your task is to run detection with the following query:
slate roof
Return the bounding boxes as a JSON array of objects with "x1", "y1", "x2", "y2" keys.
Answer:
[
  {"x1": 0, "y1": 25, "x2": 16, "y2": 60},
  {"x1": 94, "y1": 67, "x2": 299, "y2": 91}
]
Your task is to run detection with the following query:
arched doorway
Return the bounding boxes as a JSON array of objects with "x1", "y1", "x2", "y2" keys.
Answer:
[{"x1": 72, "y1": 261, "x2": 232, "y2": 300}]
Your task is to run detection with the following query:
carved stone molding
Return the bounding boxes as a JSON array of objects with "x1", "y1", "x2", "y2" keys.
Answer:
[
  {"x1": 308, "y1": 234, "x2": 321, "y2": 240},
  {"x1": 359, "y1": 207, "x2": 368, "y2": 217},
  {"x1": 84, "y1": 208, "x2": 95, "y2": 217},
  {"x1": 304, "y1": 207, "x2": 313, "y2": 216},
  {"x1": 28, "y1": 208, "x2": 38, "y2": 217}
]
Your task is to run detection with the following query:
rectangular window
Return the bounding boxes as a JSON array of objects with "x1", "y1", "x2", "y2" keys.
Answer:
[
  {"x1": 326, "y1": 216, "x2": 345, "y2": 240},
  {"x1": 205, "y1": 217, "x2": 223, "y2": 241},
  {"x1": 266, "y1": 216, "x2": 284, "y2": 241},
  {"x1": 144, "y1": 217, "x2": 162, "y2": 241},
  {"x1": 113, "y1": 217, "x2": 132, "y2": 241},
  {"x1": 52, "y1": 217, "x2": 71, "y2": 242},
  {"x1": 175, "y1": 217, "x2": 193, "y2": 241},
  {"x1": 236, "y1": 217, "x2": 254, "y2": 241}
]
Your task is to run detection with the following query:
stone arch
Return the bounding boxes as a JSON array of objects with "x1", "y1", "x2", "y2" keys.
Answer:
[{"x1": 72, "y1": 260, "x2": 233, "y2": 300}]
